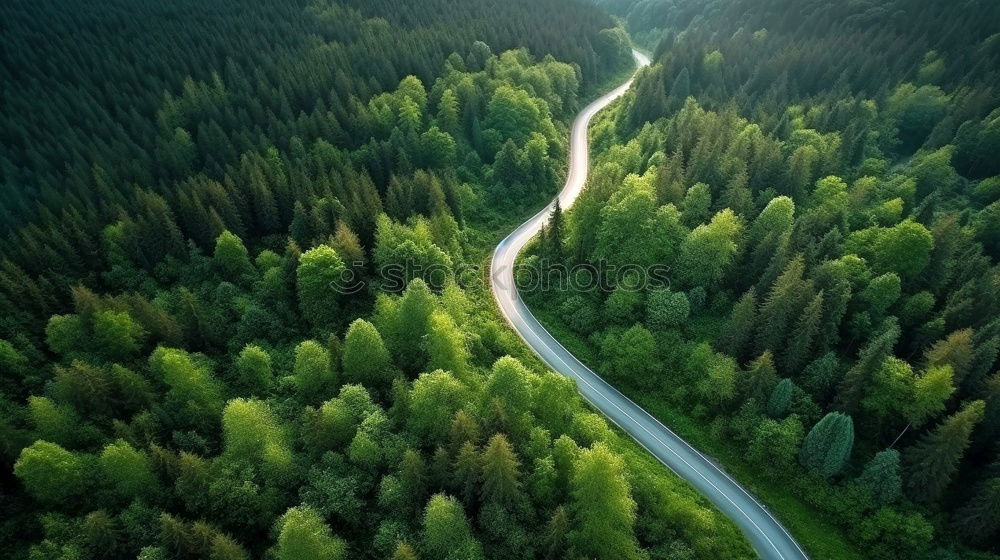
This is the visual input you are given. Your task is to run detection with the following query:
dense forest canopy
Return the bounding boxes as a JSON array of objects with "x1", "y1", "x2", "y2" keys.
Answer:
[
  {"x1": 4, "y1": 0, "x2": 999, "y2": 557},
  {"x1": 0, "y1": 0, "x2": 764, "y2": 559},
  {"x1": 0, "y1": 0, "x2": 633, "y2": 333},
  {"x1": 517, "y1": 0, "x2": 1000, "y2": 557}
]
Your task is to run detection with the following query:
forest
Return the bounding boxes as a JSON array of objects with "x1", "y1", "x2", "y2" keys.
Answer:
[
  {"x1": 3, "y1": 0, "x2": 999, "y2": 558},
  {"x1": 517, "y1": 0, "x2": 1000, "y2": 557},
  {"x1": 0, "y1": 0, "x2": 763, "y2": 559}
]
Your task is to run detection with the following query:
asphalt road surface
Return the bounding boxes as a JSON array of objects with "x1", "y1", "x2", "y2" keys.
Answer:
[{"x1": 489, "y1": 49, "x2": 809, "y2": 560}]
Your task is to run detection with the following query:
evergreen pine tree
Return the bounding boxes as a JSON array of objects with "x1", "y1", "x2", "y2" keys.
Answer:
[
  {"x1": 479, "y1": 434, "x2": 521, "y2": 508},
  {"x1": 783, "y1": 290, "x2": 824, "y2": 374},
  {"x1": 718, "y1": 287, "x2": 757, "y2": 361},
  {"x1": 905, "y1": 400, "x2": 985, "y2": 502},
  {"x1": 856, "y1": 449, "x2": 902, "y2": 505},
  {"x1": 767, "y1": 378, "x2": 794, "y2": 418},
  {"x1": 799, "y1": 412, "x2": 854, "y2": 477},
  {"x1": 837, "y1": 321, "x2": 901, "y2": 413}
]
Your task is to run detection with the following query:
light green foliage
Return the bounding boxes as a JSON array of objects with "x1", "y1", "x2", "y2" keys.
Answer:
[
  {"x1": 422, "y1": 494, "x2": 482, "y2": 559},
  {"x1": 391, "y1": 542, "x2": 420, "y2": 560},
  {"x1": 805, "y1": 175, "x2": 850, "y2": 231},
  {"x1": 847, "y1": 219, "x2": 934, "y2": 281},
  {"x1": 680, "y1": 182, "x2": 712, "y2": 227},
  {"x1": 748, "y1": 415, "x2": 803, "y2": 472},
  {"x1": 917, "y1": 51, "x2": 945, "y2": 84},
  {"x1": 862, "y1": 357, "x2": 910, "y2": 424},
  {"x1": 569, "y1": 443, "x2": 639, "y2": 560},
  {"x1": 99, "y1": 439, "x2": 158, "y2": 500},
  {"x1": 861, "y1": 273, "x2": 901, "y2": 316},
  {"x1": 799, "y1": 412, "x2": 854, "y2": 477},
  {"x1": 604, "y1": 287, "x2": 644, "y2": 325},
  {"x1": 214, "y1": 230, "x2": 255, "y2": 284},
  {"x1": 601, "y1": 324, "x2": 660, "y2": 381},
  {"x1": 296, "y1": 245, "x2": 346, "y2": 327},
  {"x1": 392, "y1": 278, "x2": 436, "y2": 369},
  {"x1": 222, "y1": 398, "x2": 291, "y2": 476},
  {"x1": 27, "y1": 396, "x2": 78, "y2": 446},
  {"x1": 373, "y1": 215, "x2": 453, "y2": 289},
  {"x1": 483, "y1": 356, "x2": 533, "y2": 424},
  {"x1": 437, "y1": 88, "x2": 460, "y2": 134},
  {"x1": 305, "y1": 384, "x2": 376, "y2": 452},
  {"x1": 480, "y1": 434, "x2": 521, "y2": 507},
  {"x1": 293, "y1": 340, "x2": 334, "y2": 400},
  {"x1": 703, "y1": 50, "x2": 724, "y2": 74},
  {"x1": 273, "y1": 506, "x2": 346, "y2": 560},
  {"x1": 484, "y1": 84, "x2": 544, "y2": 147},
  {"x1": 571, "y1": 411, "x2": 613, "y2": 447},
  {"x1": 149, "y1": 346, "x2": 222, "y2": 420},
  {"x1": 685, "y1": 342, "x2": 736, "y2": 408},
  {"x1": 533, "y1": 372, "x2": 578, "y2": 436},
  {"x1": 923, "y1": 329, "x2": 974, "y2": 384},
  {"x1": 676, "y1": 209, "x2": 743, "y2": 289},
  {"x1": 748, "y1": 196, "x2": 795, "y2": 247},
  {"x1": 342, "y1": 319, "x2": 395, "y2": 389},
  {"x1": 14, "y1": 441, "x2": 87, "y2": 503},
  {"x1": 92, "y1": 310, "x2": 147, "y2": 361},
  {"x1": 235, "y1": 344, "x2": 273, "y2": 394},
  {"x1": 425, "y1": 310, "x2": 469, "y2": 376},
  {"x1": 908, "y1": 364, "x2": 954, "y2": 426},
  {"x1": 420, "y1": 126, "x2": 457, "y2": 169},
  {"x1": 408, "y1": 370, "x2": 468, "y2": 441},
  {"x1": 593, "y1": 172, "x2": 686, "y2": 269}
]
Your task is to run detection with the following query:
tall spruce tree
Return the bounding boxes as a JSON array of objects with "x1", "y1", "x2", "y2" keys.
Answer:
[
  {"x1": 799, "y1": 412, "x2": 854, "y2": 477},
  {"x1": 905, "y1": 400, "x2": 985, "y2": 502}
]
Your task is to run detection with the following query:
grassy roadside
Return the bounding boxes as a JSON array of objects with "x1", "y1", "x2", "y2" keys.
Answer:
[{"x1": 527, "y1": 301, "x2": 866, "y2": 560}]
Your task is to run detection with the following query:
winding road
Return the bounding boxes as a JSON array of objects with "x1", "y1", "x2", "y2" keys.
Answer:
[{"x1": 489, "y1": 49, "x2": 809, "y2": 560}]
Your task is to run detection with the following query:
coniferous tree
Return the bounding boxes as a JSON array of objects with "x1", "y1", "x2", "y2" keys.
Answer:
[
  {"x1": 856, "y1": 449, "x2": 903, "y2": 506},
  {"x1": 292, "y1": 340, "x2": 335, "y2": 402},
  {"x1": 296, "y1": 245, "x2": 346, "y2": 328},
  {"x1": 905, "y1": 400, "x2": 985, "y2": 502},
  {"x1": 717, "y1": 287, "x2": 757, "y2": 361},
  {"x1": 392, "y1": 279, "x2": 436, "y2": 372},
  {"x1": 479, "y1": 434, "x2": 521, "y2": 508},
  {"x1": 783, "y1": 290, "x2": 824, "y2": 374},
  {"x1": 213, "y1": 231, "x2": 254, "y2": 286},
  {"x1": 342, "y1": 319, "x2": 395, "y2": 390},
  {"x1": 273, "y1": 506, "x2": 345, "y2": 560},
  {"x1": 837, "y1": 321, "x2": 901, "y2": 414},
  {"x1": 421, "y1": 494, "x2": 480, "y2": 558},
  {"x1": 545, "y1": 200, "x2": 565, "y2": 263},
  {"x1": 799, "y1": 412, "x2": 854, "y2": 478},
  {"x1": 755, "y1": 256, "x2": 808, "y2": 355},
  {"x1": 767, "y1": 378, "x2": 794, "y2": 419},
  {"x1": 569, "y1": 443, "x2": 639, "y2": 560},
  {"x1": 453, "y1": 441, "x2": 481, "y2": 506}
]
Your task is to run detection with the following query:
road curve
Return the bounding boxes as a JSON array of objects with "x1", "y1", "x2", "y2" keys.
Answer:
[{"x1": 489, "y1": 49, "x2": 809, "y2": 560}]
